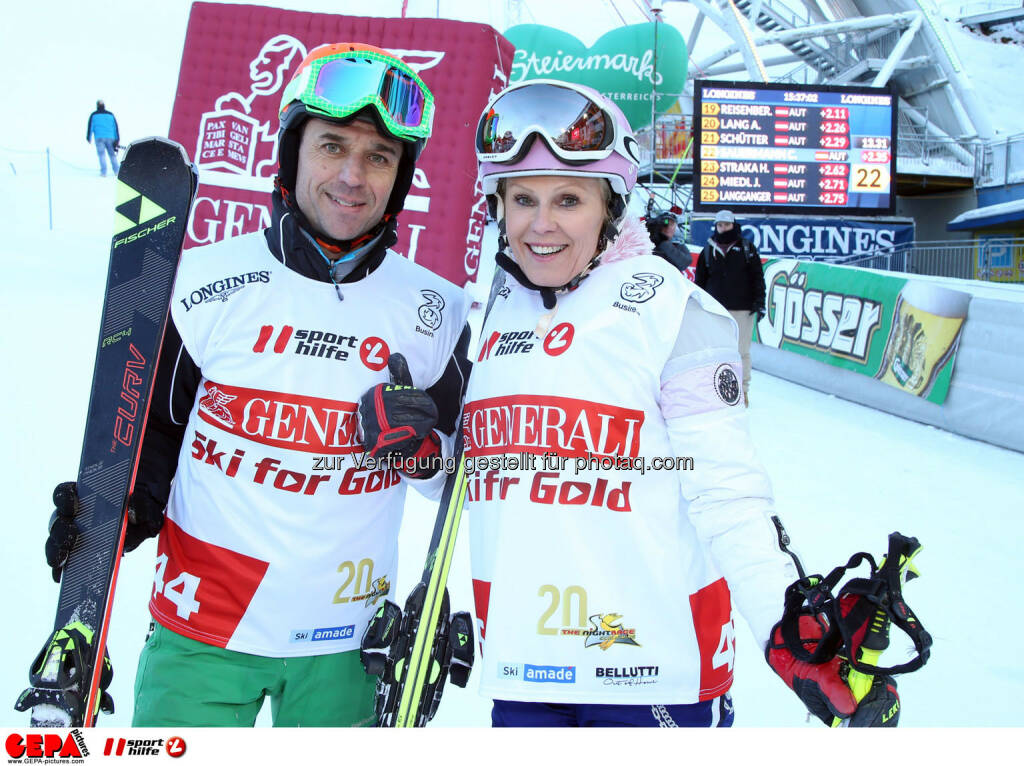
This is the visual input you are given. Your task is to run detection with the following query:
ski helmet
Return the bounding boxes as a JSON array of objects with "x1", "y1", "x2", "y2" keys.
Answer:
[
  {"x1": 475, "y1": 79, "x2": 640, "y2": 222},
  {"x1": 277, "y1": 43, "x2": 435, "y2": 216}
]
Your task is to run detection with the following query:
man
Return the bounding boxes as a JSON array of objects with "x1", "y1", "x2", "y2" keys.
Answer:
[
  {"x1": 42, "y1": 44, "x2": 471, "y2": 727},
  {"x1": 86, "y1": 100, "x2": 121, "y2": 176},
  {"x1": 695, "y1": 209, "x2": 765, "y2": 406},
  {"x1": 644, "y1": 209, "x2": 689, "y2": 273}
]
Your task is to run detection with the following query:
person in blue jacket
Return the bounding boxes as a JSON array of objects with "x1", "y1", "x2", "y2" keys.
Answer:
[{"x1": 86, "y1": 100, "x2": 121, "y2": 176}]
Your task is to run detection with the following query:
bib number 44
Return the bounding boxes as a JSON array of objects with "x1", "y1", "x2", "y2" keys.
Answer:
[{"x1": 153, "y1": 553, "x2": 202, "y2": 620}]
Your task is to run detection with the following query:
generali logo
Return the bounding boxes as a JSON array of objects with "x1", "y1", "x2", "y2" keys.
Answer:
[
  {"x1": 197, "y1": 380, "x2": 360, "y2": 454},
  {"x1": 463, "y1": 395, "x2": 644, "y2": 459}
]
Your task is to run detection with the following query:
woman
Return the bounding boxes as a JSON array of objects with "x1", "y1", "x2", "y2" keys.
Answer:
[{"x1": 463, "y1": 80, "x2": 863, "y2": 728}]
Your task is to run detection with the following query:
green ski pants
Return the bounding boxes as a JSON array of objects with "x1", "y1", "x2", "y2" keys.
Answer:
[{"x1": 132, "y1": 623, "x2": 377, "y2": 726}]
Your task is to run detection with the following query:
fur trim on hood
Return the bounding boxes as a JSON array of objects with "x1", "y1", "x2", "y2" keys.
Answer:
[{"x1": 600, "y1": 214, "x2": 655, "y2": 266}]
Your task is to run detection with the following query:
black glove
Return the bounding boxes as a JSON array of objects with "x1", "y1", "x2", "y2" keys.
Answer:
[
  {"x1": 46, "y1": 482, "x2": 80, "y2": 584},
  {"x1": 358, "y1": 353, "x2": 440, "y2": 478},
  {"x1": 46, "y1": 482, "x2": 165, "y2": 583},
  {"x1": 766, "y1": 614, "x2": 858, "y2": 725},
  {"x1": 754, "y1": 304, "x2": 765, "y2": 322},
  {"x1": 114, "y1": 142, "x2": 121, "y2": 152}
]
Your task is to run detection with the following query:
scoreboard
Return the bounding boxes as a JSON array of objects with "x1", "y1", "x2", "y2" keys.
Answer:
[{"x1": 693, "y1": 80, "x2": 897, "y2": 215}]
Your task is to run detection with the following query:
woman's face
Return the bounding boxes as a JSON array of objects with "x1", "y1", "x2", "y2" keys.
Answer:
[{"x1": 503, "y1": 176, "x2": 606, "y2": 288}]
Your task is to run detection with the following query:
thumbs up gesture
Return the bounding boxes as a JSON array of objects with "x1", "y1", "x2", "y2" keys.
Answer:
[{"x1": 357, "y1": 353, "x2": 441, "y2": 478}]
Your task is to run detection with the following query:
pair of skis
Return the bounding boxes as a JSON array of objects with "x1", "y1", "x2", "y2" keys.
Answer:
[
  {"x1": 358, "y1": 266, "x2": 510, "y2": 727},
  {"x1": 16, "y1": 138, "x2": 196, "y2": 727},
  {"x1": 16, "y1": 137, "x2": 475, "y2": 728}
]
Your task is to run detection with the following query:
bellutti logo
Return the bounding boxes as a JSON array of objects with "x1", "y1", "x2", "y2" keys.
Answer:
[
  {"x1": 103, "y1": 737, "x2": 167, "y2": 757},
  {"x1": 596, "y1": 665, "x2": 660, "y2": 688},
  {"x1": 5, "y1": 730, "x2": 87, "y2": 761}
]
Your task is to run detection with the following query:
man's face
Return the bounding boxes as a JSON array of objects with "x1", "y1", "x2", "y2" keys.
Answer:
[
  {"x1": 715, "y1": 221, "x2": 734, "y2": 234},
  {"x1": 294, "y1": 117, "x2": 402, "y2": 241}
]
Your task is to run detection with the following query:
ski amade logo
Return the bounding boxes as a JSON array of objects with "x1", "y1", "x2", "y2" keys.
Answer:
[
  {"x1": 290, "y1": 624, "x2": 356, "y2": 643},
  {"x1": 759, "y1": 259, "x2": 882, "y2": 362},
  {"x1": 5, "y1": 730, "x2": 87, "y2": 763},
  {"x1": 498, "y1": 662, "x2": 577, "y2": 684}
]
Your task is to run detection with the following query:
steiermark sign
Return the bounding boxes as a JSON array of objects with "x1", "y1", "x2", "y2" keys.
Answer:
[{"x1": 505, "y1": 23, "x2": 688, "y2": 130}]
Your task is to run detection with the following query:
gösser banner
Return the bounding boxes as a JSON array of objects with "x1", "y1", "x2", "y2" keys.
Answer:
[
  {"x1": 756, "y1": 259, "x2": 971, "y2": 404},
  {"x1": 168, "y1": 2, "x2": 515, "y2": 287}
]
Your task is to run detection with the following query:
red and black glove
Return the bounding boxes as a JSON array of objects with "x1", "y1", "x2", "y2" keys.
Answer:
[
  {"x1": 766, "y1": 614, "x2": 858, "y2": 725},
  {"x1": 357, "y1": 353, "x2": 441, "y2": 478}
]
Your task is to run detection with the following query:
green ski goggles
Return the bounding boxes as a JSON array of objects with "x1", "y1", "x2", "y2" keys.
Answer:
[{"x1": 280, "y1": 49, "x2": 434, "y2": 142}]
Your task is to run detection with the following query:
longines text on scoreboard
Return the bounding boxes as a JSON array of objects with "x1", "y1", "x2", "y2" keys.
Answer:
[{"x1": 692, "y1": 80, "x2": 897, "y2": 215}]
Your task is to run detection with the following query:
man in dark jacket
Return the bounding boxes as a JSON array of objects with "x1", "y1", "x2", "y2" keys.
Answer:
[
  {"x1": 86, "y1": 100, "x2": 121, "y2": 176},
  {"x1": 695, "y1": 209, "x2": 765, "y2": 405},
  {"x1": 645, "y1": 210, "x2": 689, "y2": 273}
]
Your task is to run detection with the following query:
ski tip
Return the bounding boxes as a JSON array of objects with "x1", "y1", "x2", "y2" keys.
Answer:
[{"x1": 123, "y1": 137, "x2": 192, "y2": 166}]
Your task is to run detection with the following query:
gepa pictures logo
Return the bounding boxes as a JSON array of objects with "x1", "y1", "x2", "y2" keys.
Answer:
[
  {"x1": 5, "y1": 730, "x2": 87, "y2": 761},
  {"x1": 759, "y1": 260, "x2": 881, "y2": 362}
]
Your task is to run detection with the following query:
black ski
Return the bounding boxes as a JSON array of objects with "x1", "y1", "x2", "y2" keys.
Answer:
[{"x1": 16, "y1": 137, "x2": 197, "y2": 727}]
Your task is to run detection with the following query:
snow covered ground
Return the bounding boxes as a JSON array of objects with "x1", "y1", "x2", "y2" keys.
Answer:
[
  {"x1": 2, "y1": 0, "x2": 1024, "y2": 744},
  {"x1": 3, "y1": 149, "x2": 1024, "y2": 733}
]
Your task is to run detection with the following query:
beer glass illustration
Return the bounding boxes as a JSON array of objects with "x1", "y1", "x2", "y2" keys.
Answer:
[{"x1": 876, "y1": 280, "x2": 970, "y2": 398}]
